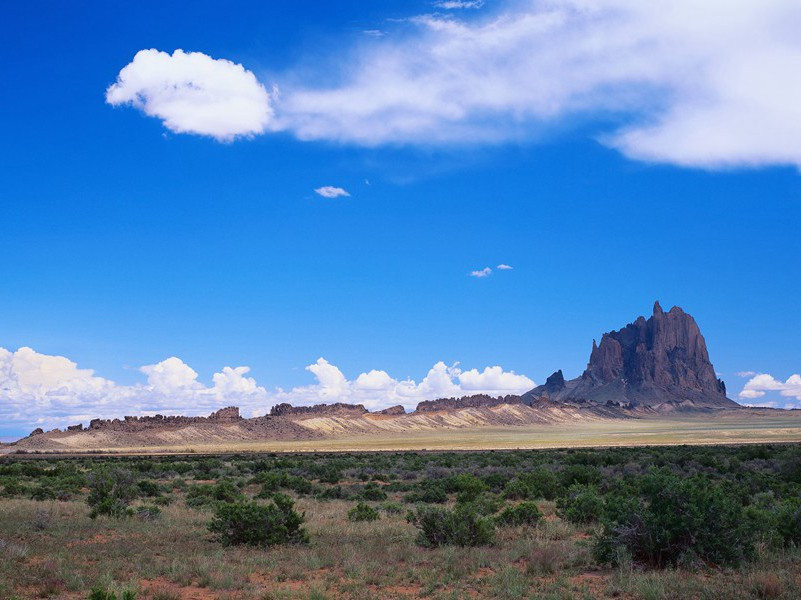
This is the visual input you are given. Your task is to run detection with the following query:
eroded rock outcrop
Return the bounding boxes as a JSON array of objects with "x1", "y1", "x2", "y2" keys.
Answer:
[
  {"x1": 415, "y1": 394, "x2": 523, "y2": 413},
  {"x1": 269, "y1": 402, "x2": 369, "y2": 418},
  {"x1": 86, "y1": 406, "x2": 242, "y2": 432},
  {"x1": 524, "y1": 302, "x2": 738, "y2": 409}
]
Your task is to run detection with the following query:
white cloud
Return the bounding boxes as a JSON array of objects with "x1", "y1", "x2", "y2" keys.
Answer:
[
  {"x1": 470, "y1": 267, "x2": 492, "y2": 278},
  {"x1": 0, "y1": 347, "x2": 268, "y2": 433},
  {"x1": 738, "y1": 373, "x2": 801, "y2": 403},
  {"x1": 106, "y1": 49, "x2": 273, "y2": 141},
  {"x1": 497, "y1": 264, "x2": 513, "y2": 270},
  {"x1": 0, "y1": 345, "x2": 535, "y2": 432},
  {"x1": 314, "y1": 186, "x2": 351, "y2": 198},
  {"x1": 140, "y1": 357, "x2": 201, "y2": 394},
  {"x1": 435, "y1": 1, "x2": 484, "y2": 8},
  {"x1": 274, "y1": 359, "x2": 534, "y2": 412},
  {"x1": 272, "y1": 0, "x2": 801, "y2": 169},
  {"x1": 110, "y1": 4, "x2": 801, "y2": 169},
  {"x1": 736, "y1": 370, "x2": 757, "y2": 377}
]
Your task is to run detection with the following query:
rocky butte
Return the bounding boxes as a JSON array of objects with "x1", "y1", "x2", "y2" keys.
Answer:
[{"x1": 523, "y1": 301, "x2": 739, "y2": 410}]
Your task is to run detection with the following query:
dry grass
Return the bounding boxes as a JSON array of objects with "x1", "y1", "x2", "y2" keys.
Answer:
[{"x1": 2, "y1": 490, "x2": 800, "y2": 599}]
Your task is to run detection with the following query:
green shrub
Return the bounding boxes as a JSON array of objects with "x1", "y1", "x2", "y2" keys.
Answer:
[
  {"x1": 460, "y1": 492, "x2": 504, "y2": 516},
  {"x1": 775, "y1": 499, "x2": 801, "y2": 547},
  {"x1": 208, "y1": 494, "x2": 308, "y2": 547},
  {"x1": 503, "y1": 469, "x2": 559, "y2": 500},
  {"x1": 87, "y1": 468, "x2": 137, "y2": 519},
  {"x1": 411, "y1": 504, "x2": 495, "y2": 547},
  {"x1": 380, "y1": 501, "x2": 404, "y2": 515},
  {"x1": 557, "y1": 484, "x2": 604, "y2": 524},
  {"x1": 347, "y1": 502, "x2": 380, "y2": 522},
  {"x1": 186, "y1": 480, "x2": 243, "y2": 508},
  {"x1": 137, "y1": 480, "x2": 161, "y2": 497},
  {"x1": 452, "y1": 474, "x2": 487, "y2": 503},
  {"x1": 495, "y1": 501, "x2": 543, "y2": 527},
  {"x1": 360, "y1": 482, "x2": 388, "y2": 501},
  {"x1": 594, "y1": 471, "x2": 756, "y2": 568}
]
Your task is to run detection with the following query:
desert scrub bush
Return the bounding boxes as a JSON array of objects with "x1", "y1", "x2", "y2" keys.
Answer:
[
  {"x1": 360, "y1": 482, "x2": 388, "y2": 501},
  {"x1": 594, "y1": 470, "x2": 756, "y2": 568},
  {"x1": 451, "y1": 473, "x2": 488, "y2": 503},
  {"x1": 186, "y1": 480, "x2": 243, "y2": 508},
  {"x1": 557, "y1": 484, "x2": 604, "y2": 524},
  {"x1": 503, "y1": 469, "x2": 559, "y2": 500},
  {"x1": 774, "y1": 498, "x2": 801, "y2": 547},
  {"x1": 87, "y1": 467, "x2": 137, "y2": 519},
  {"x1": 411, "y1": 504, "x2": 495, "y2": 547},
  {"x1": 495, "y1": 501, "x2": 543, "y2": 527},
  {"x1": 380, "y1": 501, "x2": 404, "y2": 515},
  {"x1": 208, "y1": 493, "x2": 308, "y2": 547},
  {"x1": 347, "y1": 502, "x2": 380, "y2": 522},
  {"x1": 459, "y1": 492, "x2": 504, "y2": 516}
]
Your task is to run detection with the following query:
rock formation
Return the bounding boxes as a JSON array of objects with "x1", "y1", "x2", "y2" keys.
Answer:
[
  {"x1": 524, "y1": 302, "x2": 738, "y2": 410},
  {"x1": 377, "y1": 405, "x2": 406, "y2": 416},
  {"x1": 269, "y1": 402, "x2": 369, "y2": 417},
  {"x1": 81, "y1": 407, "x2": 242, "y2": 433},
  {"x1": 415, "y1": 394, "x2": 524, "y2": 412}
]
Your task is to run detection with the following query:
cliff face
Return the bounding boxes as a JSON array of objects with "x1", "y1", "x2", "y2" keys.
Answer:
[{"x1": 524, "y1": 302, "x2": 738, "y2": 409}]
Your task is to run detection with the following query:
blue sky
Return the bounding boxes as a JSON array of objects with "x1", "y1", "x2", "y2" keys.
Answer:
[{"x1": 2, "y1": 0, "x2": 801, "y2": 437}]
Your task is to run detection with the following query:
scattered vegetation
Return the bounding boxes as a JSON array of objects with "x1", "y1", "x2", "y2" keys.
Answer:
[{"x1": 1, "y1": 443, "x2": 801, "y2": 597}]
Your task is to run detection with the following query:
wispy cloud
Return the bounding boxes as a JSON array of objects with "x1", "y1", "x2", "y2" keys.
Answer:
[
  {"x1": 497, "y1": 264, "x2": 513, "y2": 270},
  {"x1": 434, "y1": 1, "x2": 484, "y2": 9},
  {"x1": 470, "y1": 267, "x2": 492, "y2": 278},
  {"x1": 109, "y1": 2, "x2": 801, "y2": 170},
  {"x1": 314, "y1": 186, "x2": 351, "y2": 198},
  {"x1": 736, "y1": 370, "x2": 757, "y2": 377}
]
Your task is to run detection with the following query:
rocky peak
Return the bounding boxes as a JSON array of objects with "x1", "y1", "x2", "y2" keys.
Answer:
[
  {"x1": 542, "y1": 370, "x2": 566, "y2": 394},
  {"x1": 524, "y1": 302, "x2": 736, "y2": 409},
  {"x1": 583, "y1": 301, "x2": 725, "y2": 397}
]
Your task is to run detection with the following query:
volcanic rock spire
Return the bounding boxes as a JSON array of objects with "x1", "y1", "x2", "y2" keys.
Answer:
[{"x1": 524, "y1": 302, "x2": 737, "y2": 410}]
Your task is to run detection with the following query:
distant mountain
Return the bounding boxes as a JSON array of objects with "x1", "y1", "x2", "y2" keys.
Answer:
[{"x1": 523, "y1": 302, "x2": 739, "y2": 410}]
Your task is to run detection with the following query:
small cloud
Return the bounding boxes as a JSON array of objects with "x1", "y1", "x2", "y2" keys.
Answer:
[
  {"x1": 736, "y1": 371, "x2": 757, "y2": 377},
  {"x1": 314, "y1": 186, "x2": 350, "y2": 199},
  {"x1": 470, "y1": 267, "x2": 492, "y2": 278},
  {"x1": 363, "y1": 30, "x2": 385, "y2": 37},
  {"x1": 434, "y1": 0, "x2": 484, "y2": 8},
  {"x1": 497, "y1": 264, "x2": 513, "y2": 270}
]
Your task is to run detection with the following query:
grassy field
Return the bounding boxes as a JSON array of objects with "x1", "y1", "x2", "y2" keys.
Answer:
[
  {"x1": 13, "y1": 411, "x2": 801, "y2": 455},
  {"x1": 2, "y1": 444, "x2": 801, "y2": 599}
]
